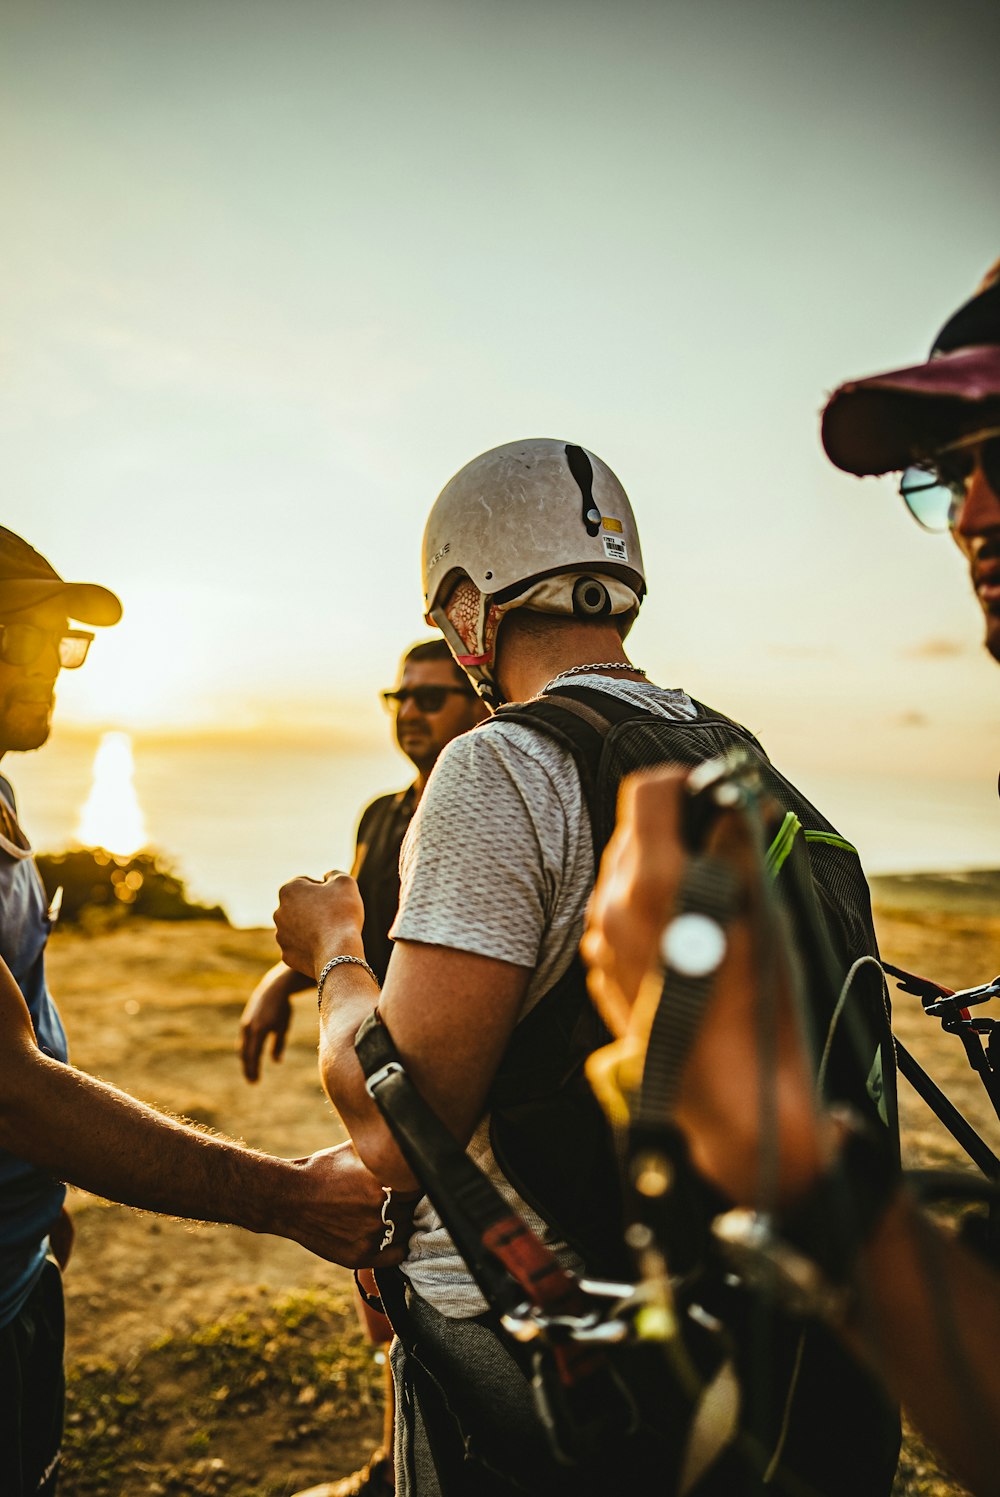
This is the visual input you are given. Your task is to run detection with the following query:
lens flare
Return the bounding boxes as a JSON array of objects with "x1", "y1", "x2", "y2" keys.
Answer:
[{"x1": 76, "y1": 731, "x2": 147, "y2": 856}]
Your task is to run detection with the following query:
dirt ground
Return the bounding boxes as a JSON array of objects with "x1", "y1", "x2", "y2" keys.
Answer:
[
  {"x1": 49, "y1": 923, "x2": 351, "y2": 1368},
  {"x1": 43, "y1": 901, "x2": 1000, "y2": 1496}
]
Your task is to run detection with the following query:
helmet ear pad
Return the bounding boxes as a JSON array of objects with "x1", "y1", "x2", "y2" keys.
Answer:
[
  {"x1": 572, "y1": 576, "x2": 611, "y2": 618},
  {"x1": 431, "y1": 579, "x2": 504, "y2": 707}
]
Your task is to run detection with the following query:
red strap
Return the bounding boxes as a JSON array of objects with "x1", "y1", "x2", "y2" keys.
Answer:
[
  {"x1": 481, "y1": 1215, "x2": 603, "y2": 1384},
  {"x1": 887, "y1": 963, "x2": 969, "y2": 1021}
]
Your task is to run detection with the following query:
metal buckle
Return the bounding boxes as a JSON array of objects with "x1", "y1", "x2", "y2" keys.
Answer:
[{"x1": 364, "y1": 1060, "x2": 404, "y2": 1096}]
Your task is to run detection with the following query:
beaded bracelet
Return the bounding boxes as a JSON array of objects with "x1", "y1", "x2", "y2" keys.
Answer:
[{"x1": 316, "y1": 954, "x2": 381, "y2": 1008}]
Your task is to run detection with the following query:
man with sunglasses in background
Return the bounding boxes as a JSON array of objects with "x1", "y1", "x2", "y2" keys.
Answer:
[
  {"x1": 0, "y1": 527, "x2": 398, "y2": 1497},
  {"x1": 581, "y1": 259, "x2": 1000, "y2": 1496},
  {"x1": 240, "y1": 638, "x2": 485, "y2": 1497}
]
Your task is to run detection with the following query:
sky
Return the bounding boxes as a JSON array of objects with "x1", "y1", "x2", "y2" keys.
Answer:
[{"x1": 2, "y1": 0, "x2": 999, "y2": 787}]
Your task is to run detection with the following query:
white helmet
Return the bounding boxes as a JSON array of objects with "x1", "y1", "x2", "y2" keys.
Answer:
[{"x1": 422, "y1": 438, "x2": 646, "y2": 705}]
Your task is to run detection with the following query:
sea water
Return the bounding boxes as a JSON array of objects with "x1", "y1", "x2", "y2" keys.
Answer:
[
  {"x1": 10, "y1": 727, "x2": 1000, "y2": 928},
  {"x1": 12, "y1": 728, "x2": 404, "y2": 928}
]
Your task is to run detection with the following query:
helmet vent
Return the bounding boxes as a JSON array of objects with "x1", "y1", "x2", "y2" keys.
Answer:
[{"x1": 565, "y1": 444, "x2": 602, "y2": 537}]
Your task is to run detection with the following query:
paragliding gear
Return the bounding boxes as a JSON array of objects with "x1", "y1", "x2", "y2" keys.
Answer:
[
  {"x1": 884, "y1": 962, "x2": 1000, "y2": 1262},
  {"x1": 489, "y1": 691, "x2": 901, "y2": 1493},
  {"x1": 357, "y1": 738, "x2": 902, "y2": 1493},
  {"x1": 422, "y1": 439, "x2": 646, "y2": 705},
  {"x1": 712, "y1": 1112, "x2": 899, "y2": 1325},
  {"x1": 480, "y1": 688, "x2": 897, "y2": 1297},
  {"x1": 354, "y1": 1011, "x2": 726, "y2": 1493}
]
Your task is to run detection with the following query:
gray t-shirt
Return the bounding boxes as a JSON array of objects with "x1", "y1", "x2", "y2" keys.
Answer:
[{"x1": 389, "y1": 673, "x2": 696, "y2": 1317}]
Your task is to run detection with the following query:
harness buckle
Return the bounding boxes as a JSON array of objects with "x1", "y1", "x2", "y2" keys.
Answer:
[{"x1": 365, "y1": 1060, "x2": 404, "y2": 1096}]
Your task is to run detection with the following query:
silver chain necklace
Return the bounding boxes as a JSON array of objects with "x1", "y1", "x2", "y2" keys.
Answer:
[{"x1": 549, "y1": 662, "x2": 647, "y2": 681}]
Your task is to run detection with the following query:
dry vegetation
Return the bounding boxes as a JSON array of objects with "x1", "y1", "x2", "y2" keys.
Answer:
[{"x1": 43, "y1": 894, "x2": 1000, "y2": 1496}]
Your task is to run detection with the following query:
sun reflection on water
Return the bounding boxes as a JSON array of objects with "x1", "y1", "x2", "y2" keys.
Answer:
[{"x1": 76, "y1": 731, "x2": 147, "y2": 857}]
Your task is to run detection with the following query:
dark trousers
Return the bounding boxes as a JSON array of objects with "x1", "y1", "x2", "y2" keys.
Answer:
[
  {"x1": 384, "y1": 1276, "x2": 679, "y2": 1497},
  {"x1": 0, "y1": 1259, "x2": 65, "y2": 1496}
]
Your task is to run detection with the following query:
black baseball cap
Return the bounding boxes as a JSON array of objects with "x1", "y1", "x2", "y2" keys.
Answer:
[
  {"x1": 822, "y1": 273, "x2": 1000, "y2": 476},
  {"x1": 0, "y1": 527, "x2": 122, "y2": 625}
]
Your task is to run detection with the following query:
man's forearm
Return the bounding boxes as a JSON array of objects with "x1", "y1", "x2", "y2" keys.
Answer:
[
  {"x1": 1, "y1": 1045, "x2": 299, "y2": 1232},
  {"x1": 845, "y1": 1190, "x2": 1000, "y2": 1497},
  {"x1": 0, "y1": 949, "x2": 391, "y2": 1266},
  {"x1": 318, "y1": 971, "x2": 418, "y2": 1188},
  {"x1": 267, "y1": 961, "x2": 314, "y2": 997}
]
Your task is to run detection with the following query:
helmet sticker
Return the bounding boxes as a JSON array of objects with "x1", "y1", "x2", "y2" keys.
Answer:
[{"x1": 602, "y1": 534, "x2": 629, "y2": 562}]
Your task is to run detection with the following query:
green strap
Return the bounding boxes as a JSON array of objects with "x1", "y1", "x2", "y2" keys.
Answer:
[
  {"x1": 803, "y1": 829, "x2": 858, "y2": 855},
  {"x1": 765, "y1": 811, "x2": 801, "y2": 879},
  {"x1": 765, "y1": 817, "x2": 858, "y2": 880}
]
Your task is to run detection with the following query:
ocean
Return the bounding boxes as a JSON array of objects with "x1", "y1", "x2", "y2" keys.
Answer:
[
  {"x1": 13, "y1": 729, "x2": 404, "y2": 928},
  {"x1": 10, "y1": 728, "x2": 1000, "y2": 928}
]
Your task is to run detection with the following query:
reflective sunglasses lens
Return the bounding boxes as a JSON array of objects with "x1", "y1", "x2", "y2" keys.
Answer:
[
  {"x1": 59, "y1": 634, "x2": 91, "y2": 670},
  {"x1": 899, "y1": 467, "x2": 954, "y2": 532}
]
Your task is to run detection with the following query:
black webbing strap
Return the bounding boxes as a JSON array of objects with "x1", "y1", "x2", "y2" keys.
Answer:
[
  {"x1": 634, "y1": 855, "x2": 742, "y2": 1129},
  {"x1": 354, "y1": 1010, "x2": 605, "y2": 1386}
]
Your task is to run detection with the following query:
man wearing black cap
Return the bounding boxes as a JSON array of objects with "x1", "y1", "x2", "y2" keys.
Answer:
[{"x1": 0, "y1": 528, "x2": 394, "y2": 1496}]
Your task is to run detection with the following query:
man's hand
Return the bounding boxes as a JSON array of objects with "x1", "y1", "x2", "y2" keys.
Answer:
[
  {"x1": 274, "y1": 873, "x2": 366, "y2": 981},
  {"x1": 239, "y1": 964, "x2": 312, "y2": 1082},
  {"x1": 582, "y1": 768, "x2": 689, "y2": 1038},
  {"x1": 583, "y1": 767, "x2": 830, "y2": 1209},
  {"x1": 274, "y1": 1140, "x2": 411, "y2": 1268}
]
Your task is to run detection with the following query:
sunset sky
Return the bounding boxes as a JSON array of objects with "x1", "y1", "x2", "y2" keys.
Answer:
[{"x1": 3, "y1": 0, "x2": 999, "y2": 788}]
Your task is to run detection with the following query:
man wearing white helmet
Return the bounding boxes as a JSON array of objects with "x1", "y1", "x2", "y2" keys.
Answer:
[{"x1": 275, "y1": 439, "x2": 897, "y2": 1496}]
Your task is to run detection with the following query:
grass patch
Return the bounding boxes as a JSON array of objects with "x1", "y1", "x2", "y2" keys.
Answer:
[{"x1": 61, "y1": 1286, "x2": 382, "y2": 1497}]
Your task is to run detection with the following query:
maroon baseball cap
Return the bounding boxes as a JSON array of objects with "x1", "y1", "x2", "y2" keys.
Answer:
[
  {"x1": 822, "y1": 275, "x2": 1000, "y2": 476},
  {"x1": 0, "y1": 528, "x2": 122, "y2": 625}
]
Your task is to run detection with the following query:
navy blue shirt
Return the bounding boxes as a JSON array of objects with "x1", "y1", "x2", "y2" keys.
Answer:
[{"x1": 0, "y1": 774, "x2": 68, "y2": 1327}]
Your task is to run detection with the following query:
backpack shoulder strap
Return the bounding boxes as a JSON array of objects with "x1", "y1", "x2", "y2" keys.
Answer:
[
  {"x1": 496, "y1": 684, "x2": 768, "y2": 860},
  {"x1": 492, "y1": 690, "x2": 616, "y2": 845}
]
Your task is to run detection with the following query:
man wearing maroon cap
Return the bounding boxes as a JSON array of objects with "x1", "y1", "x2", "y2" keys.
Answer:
[
  {"x1": 823, "y1": 259, "x2": 1000, "y2": 657},
  {"x1": 581, "y1": 260, "x2": 1000, "y2": 1497},
  {"x1": 0, "y1": 529, "x2": 393, "y2": 1496}
]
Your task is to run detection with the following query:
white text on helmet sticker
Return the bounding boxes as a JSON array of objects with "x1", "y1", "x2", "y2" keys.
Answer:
[{"x1": 602, "y1": 534, "x2": 628, "y2": 562}]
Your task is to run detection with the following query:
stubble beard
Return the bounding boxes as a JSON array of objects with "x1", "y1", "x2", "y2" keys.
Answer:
[{"x1": 0, "y1": 697, "x2": 54, "y2": 754}]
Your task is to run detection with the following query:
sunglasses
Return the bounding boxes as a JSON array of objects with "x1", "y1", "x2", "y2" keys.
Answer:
[
  {"x1": 899, "y1": 426, "x2": 1000, "y2": 533},
  {"x1": 381, "y1": 686, "x2": 475, "y2": 714},
  {"x1": 0, "y1": 623, "x2": 94, "y2": 670}
]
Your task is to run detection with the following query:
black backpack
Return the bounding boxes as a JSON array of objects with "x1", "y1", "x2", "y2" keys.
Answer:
[{"x1": 485, "y1": 683, "x2": 901, "y2": 1497}]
